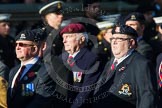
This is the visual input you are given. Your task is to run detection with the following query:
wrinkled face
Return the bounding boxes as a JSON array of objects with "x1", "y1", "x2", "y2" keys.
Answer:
[
  {"x1": 62, "y1": 33, "x2": 84, "y2": 54},
  {"x1": 45, "y1": 12, "x2": 63, "y2": 29},
  {"x1": 125, "y1": 20, "x2": 144, "y2": 36},
  {"x1": 15, "y1": 40, "x2": 38, "y2": 62},
  {"x1": 110, "y1": 34, "x2": 132, "y2": 58},
  {"x1": 0, "y1": 21, "x2": 10, "y2": 37}
]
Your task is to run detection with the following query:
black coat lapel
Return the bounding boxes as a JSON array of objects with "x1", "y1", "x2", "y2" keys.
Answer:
[
  {"x1": 74, "y1": 47, "x2": 87, "y2": 61},
  {"x1": 21, "y1": 60, "x2": 42, "y2": 81},
  {"x1": 9, "y1": 66, "x2": 20, "y2": 86},
  {"x1": 105, "y1": 58, "x2": 116, "y2": 82}
]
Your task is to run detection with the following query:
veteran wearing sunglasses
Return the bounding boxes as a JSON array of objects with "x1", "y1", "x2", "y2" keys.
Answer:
[
  {"x1": 7, "y1": 29, "x2": 56, "y2": 108},
  {"x1": 93, "y1": 25, "x2": 157, "y2": 108}
]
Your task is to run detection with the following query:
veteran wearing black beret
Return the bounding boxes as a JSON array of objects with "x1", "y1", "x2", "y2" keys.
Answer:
[
  {"x1": 7, "y1": 29, "x2": 57, "y2": 108},
  {"x1": 93, "y1": 24, "x2": 157, "y2": 108},
  {"x1": 15, "y1": 29, "x2": 46, "y2": 42}
]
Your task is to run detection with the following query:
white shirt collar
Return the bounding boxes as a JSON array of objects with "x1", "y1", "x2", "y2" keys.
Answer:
[
  {"x1": 21, "y1": 56, "x2": 39, "y2": 66},
  {"x1": 114, "y1": 49, "x2": 134, "y2": 66},
  {"x1": 20, "y1": 56, "x2": 39, "y2": 79},
  {"x1": 69, "y1": 50, "x2": 80, "y2": 58}
]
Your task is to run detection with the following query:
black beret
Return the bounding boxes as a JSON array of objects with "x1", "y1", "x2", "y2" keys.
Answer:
[
  {"x1": 82, "y1": 0, "x2": 101, "y2": 8},
  {"x1": 112, "y1": 25, "x2": 138, "y2": 38},
  {"x1": 15, "y1": 28, "x2": 46, "y2": 42},
  {"x1": 124, "y1": 12, "x2": 145, "y2": 24},
  {"x1": 39, "y1": 1, "x2": 64, "y2": 16}
]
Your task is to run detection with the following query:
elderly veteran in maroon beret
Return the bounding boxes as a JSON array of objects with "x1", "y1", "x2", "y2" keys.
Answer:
[
  {"x1": 60, "y1": 23, "x2": 102, "y2": 108},
  {"x1": 93, "y1": 24, "x2": 157, "y2": 108},
  {"x1": 7, "y1": 29, "x2": 56, "y2": 108},
  {"x1": 60, "y1": 23, "x2": 88, "y2": 55}
]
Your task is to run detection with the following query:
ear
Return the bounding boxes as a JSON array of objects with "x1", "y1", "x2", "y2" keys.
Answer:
[
  {"x1": 41, "y1": 42, "x2": 47, "y2": 51},
  {"x1": 31, "y1": 46, "x2": 38, "y2": 55},
  {"x1": 141, "y1": 24, "x2": 145, "y2": 31},
  {"x1": 79, "y1": 36, "x2": 85, "y2": 44},
  {"x1": 129, "y1": 39, "x2": 135, "y2": 49}
]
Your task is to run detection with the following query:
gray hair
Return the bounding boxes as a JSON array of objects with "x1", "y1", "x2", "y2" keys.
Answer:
[{"x1": 76, "y1": 32, "x2": 88, "y2": 42}]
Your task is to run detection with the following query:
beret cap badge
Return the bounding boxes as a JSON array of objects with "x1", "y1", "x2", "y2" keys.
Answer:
[
  {"x1": 115, "y1": 27, "x2": 120, "y2": 33},
  {"x1": 20, "y1": 33, "x2": 26, "y2": 39},
  {"x1": 131, "y1": 15, "x2": 136, "y2": 20},
  {"x1": 68, "y1": 28, "x2": 72, "y2": 32}
]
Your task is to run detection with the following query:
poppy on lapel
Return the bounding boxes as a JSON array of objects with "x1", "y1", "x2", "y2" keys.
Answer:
[{"x1": 27, "y1": 72, "x2": 36, "y2": 78}]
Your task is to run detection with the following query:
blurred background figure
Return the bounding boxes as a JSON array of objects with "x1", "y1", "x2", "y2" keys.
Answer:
[
  {"x1": 39, "y1": 1, "x2": 65, "y2": 56},
  {"x1": 79, "y1": 0, "x2": 102, "y2": 52},
  {"x1": 136, "y1": 3, "x2": 162, "y2": 64},
  {"x1": 153, "y1": 0, "x2": 162, "y2": 17},
  {"x1": 136, "y1": 2, "x2": 158, "y2": 43},
  {"x1": 0, "y1": 76, "x2": 8, "y2": 108},
  {"x1": 93, "y1": 26, "x2": 113, "y2": 70},
  {"x1": 0, "y1": 14, "x2": 16, "y2": 70},
  {"x1": 124, "y1": 12, "x2": 155, "y2": 64},
  {"x1": 0, "y1": 14, "x2": 12, "y2": 108},
  {"x1": 81, "y1": 0, "x2": 101, "y2": 35},
  {"x1": 82, "y1": 0, "x2": 102, "y2": 22},
  {"x1": 39, "y1": 1, "x2": 64, "y2": 30}
]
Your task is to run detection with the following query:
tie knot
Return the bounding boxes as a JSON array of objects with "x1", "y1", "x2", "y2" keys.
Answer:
[
  {"x1": 114, "y1": 60, "x2": 118, "y2": 65},
  {"x1": 67, "y1": 56, "x2": 75, "y2": 67},
  {"x1": 111, "y1": 60, "x2": 118, "y2": 71},
  {"x1": 21, "y1": 65, "x2": 26, "y2": 69}
]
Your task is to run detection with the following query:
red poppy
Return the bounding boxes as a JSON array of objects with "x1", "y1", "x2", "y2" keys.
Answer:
[{"x1": 28, "y1": 72, "x2": 35, "y2": 77}]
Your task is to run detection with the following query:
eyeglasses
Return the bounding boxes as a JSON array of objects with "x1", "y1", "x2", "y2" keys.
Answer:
[
  {"x1": 110, "y1": 37, "x2": 131, "y2": 42},
  {"x1": 15, "y1": 43, "x2": 34, "y2": 47}
]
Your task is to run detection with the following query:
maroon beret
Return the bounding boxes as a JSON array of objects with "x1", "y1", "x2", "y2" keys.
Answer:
[{"x1": 60, "y1": 23, "x2": 86, "y2": 36}]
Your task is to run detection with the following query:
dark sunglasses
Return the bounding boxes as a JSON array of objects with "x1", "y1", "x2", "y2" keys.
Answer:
[{"x1": 15, "y1": 43, "x2": 34, "y2": 47}]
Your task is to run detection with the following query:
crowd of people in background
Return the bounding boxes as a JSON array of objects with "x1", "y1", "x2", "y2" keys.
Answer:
[{"x1": 0, "y1": 0, "x2": 162, "y2": 108}]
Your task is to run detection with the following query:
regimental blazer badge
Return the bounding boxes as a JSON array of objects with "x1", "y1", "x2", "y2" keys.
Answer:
[{"x1": 118, "y1": 84, "x2": 132, "y2": 96}]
